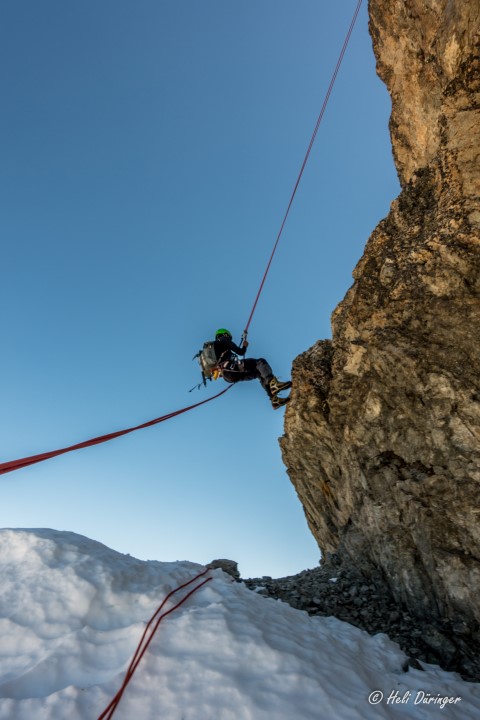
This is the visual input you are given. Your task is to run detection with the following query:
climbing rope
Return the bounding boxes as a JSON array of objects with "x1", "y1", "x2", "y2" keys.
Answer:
[
  {"x1": 0, "y1": 386, "x2": 232, "y2": 476},
  {"x1": 97, "y1": 569, "x2": 212, "y2": 720},
  {"x1": 0, "y1": 0, "x2": 363, "y2": 476},
  {"x1": 243, "y1": 0, "x2": 363, "y2": 336}
]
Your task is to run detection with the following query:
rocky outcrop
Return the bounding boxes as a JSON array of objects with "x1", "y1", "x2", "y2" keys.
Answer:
[
  {"x1": 244, "y1": 554, "x2": 479, "y2": 680},
  {"x1": 280, "y1": 0, "x2": 480, "y2": 672}
]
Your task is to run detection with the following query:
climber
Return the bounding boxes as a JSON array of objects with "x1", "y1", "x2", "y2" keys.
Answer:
[{"x1": 211, "y1": 328, "x2": 291, "y2": 409}]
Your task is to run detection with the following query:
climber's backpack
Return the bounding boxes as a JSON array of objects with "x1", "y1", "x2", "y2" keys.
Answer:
[{"x1": 194, "y1": 341, "x2": 219, "y2": 385}]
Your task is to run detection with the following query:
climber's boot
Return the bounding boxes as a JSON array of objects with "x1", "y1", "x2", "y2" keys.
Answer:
[
  {"x1": 268, "y1": 377, "x2": 292, "y2": 396},
  {"x1": 271, "y1": 394, "x2": 290, "y2": 410}
]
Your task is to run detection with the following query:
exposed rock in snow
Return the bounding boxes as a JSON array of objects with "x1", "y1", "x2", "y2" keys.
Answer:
[{"x1": 244, "y1": 553, "x2": 479, "y2": 680}]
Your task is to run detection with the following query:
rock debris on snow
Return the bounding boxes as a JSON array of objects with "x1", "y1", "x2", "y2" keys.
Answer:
[{"x1": 244, "y1": 552, "x2": 480, "y2": 681}]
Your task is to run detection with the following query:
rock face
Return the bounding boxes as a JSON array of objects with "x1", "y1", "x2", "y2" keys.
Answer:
[{"x1": 281, "y1": 0, "x2": 480, "y2": 663}]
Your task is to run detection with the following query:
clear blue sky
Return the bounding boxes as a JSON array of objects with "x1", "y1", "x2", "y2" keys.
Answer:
[{"x1": 1, "y1": 0, "x2": 399, "y2": 577}]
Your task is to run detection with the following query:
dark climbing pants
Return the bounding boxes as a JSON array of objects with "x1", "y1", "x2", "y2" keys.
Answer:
[{"x1": 221, "y1": 358, "x2": 273, "y2": 396}]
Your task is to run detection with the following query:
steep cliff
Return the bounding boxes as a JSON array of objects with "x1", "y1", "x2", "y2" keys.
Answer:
[{"x1": 281, "y1": 0, "x2": 480, "y2": 676}]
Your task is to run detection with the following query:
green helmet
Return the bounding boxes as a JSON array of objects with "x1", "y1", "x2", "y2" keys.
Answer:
[{"x1": 215, "y1": 328, "x2": 232, "y2": 339}]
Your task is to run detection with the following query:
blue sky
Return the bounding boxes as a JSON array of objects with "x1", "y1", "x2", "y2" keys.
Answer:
[{"x1": 1, "y1": 1, "x2": 399, "y2": 577}]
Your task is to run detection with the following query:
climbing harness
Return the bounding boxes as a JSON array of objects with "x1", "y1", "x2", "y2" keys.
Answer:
[
  {"x1": 191, "y1": 328, "x2": 241, "y2": 390},
  {"x1": 190, "y1": 341, "x2": 242, "y2": 391},
  {"x1": 191, "y1": 341, "x2": 230, "y2": 390},
  {"x1": 0, "y1": 0, "x2": 363, "y2": 475}
]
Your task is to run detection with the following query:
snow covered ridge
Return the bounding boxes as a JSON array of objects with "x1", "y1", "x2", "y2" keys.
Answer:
[{"x1": 0, "y1": 529, "x2": 478, "y2": 720}]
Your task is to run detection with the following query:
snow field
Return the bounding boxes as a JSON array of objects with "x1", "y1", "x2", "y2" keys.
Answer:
[{"x1": 0, "y1": 528, "x2": 478, "y2": 719}]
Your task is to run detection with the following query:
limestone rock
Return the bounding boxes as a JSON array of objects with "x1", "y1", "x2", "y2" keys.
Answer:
[
  {"x1": 281, "y1": 0, "x2": 480, "y2": 656},
  {"x1": 207, "y1": 559, "x2": 241, "y2": 581}
]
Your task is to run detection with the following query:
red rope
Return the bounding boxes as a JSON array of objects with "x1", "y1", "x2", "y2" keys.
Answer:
[
  {"x1": 97, "y1": 569, "x2": 212, "y2": 720},
  {"x1": 244, "y1": 0, "x2": 363, "y2": 334},
  {"x1": 0, "y1": 386, "x2": 232, "y2": 476}
]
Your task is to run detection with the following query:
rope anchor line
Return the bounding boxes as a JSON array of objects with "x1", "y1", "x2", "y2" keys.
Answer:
[{"x1": 244, "y1": 0, "x2": 363, "y2": 333}]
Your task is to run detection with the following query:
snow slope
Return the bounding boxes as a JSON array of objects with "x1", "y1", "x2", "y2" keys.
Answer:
[{"x1": 0, "y1": 529, "x2": 478, "y2": 719}]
